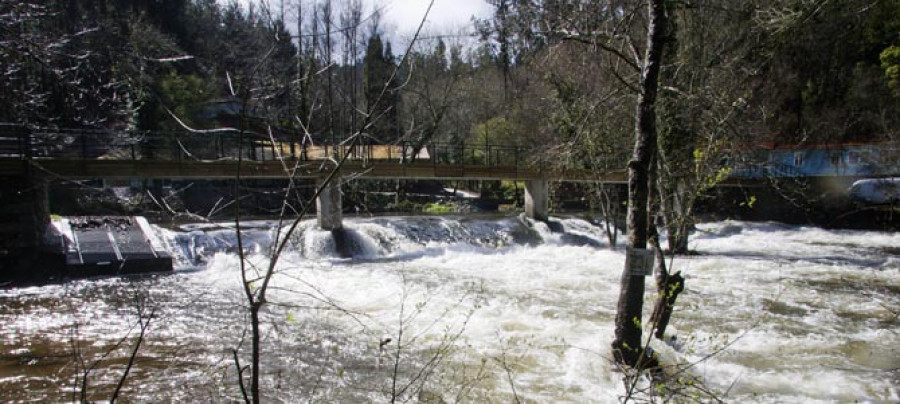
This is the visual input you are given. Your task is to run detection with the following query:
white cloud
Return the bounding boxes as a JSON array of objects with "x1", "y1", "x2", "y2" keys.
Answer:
[
  {"x1": 381, "y1": 0, "x2": 492, "y2": 36},
  {"x1": 226, "y1": 0, "x2": 493, "y2": 51}
]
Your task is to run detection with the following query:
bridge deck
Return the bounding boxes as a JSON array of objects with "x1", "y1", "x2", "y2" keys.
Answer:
[
  {"x1": 0, "y1": 125, "x2": 626, "y2": 181},
  {"x1": 0, "y1": 158, "x2": 620, "y2": 182},
  {"x1": 0, "y1": 126, "x2": 795, "y2": 185}
]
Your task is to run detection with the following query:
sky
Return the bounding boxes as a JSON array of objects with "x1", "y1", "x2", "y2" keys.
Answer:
[
  {"x1": 378, "y1": 0, "x2": 492, "y2": 37},
  {"x1": 235, "y1": 0, "x2": 493, "y2": 47}
]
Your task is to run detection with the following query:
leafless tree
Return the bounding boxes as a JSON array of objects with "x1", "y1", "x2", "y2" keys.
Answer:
[
  {"x1": 67, "y1": 285, "x2": 155, "y2": 403},
  {"x1": 217, "y1": 2, "x2": 437, "y2": 401},
  {"x1": 525, "y1": 0, "x2": 673, "y2": 370}
]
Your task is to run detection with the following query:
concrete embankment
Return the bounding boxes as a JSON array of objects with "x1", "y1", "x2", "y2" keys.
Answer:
[{"x1": 1, "y1": 215, "x2": 172, "y2": 284}]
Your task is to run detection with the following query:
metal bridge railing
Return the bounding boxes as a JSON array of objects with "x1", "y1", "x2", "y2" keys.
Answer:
[{"x1": 0, "y1": 125, "x2": 544, "y2": 169}]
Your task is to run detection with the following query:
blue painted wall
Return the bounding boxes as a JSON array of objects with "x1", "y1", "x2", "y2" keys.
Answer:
[{"x1": 732, "y1": 143, "x2": 898, "y2": 178}]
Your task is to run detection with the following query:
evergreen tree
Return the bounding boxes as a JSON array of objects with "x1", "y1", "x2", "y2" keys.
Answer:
[{"x1": 363, "y1": 34, "x2": 398, "y2": 142}]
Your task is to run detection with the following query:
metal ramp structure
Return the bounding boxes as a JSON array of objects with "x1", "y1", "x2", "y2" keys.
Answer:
[{"x1": 55, "y1": 216, "x2": 172, "y2": 276}]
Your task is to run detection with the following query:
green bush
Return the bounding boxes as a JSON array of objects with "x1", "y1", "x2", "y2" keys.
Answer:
[
  {"x1": 390, "y1": 200, "x2": 422, "y2": 213},
  {"x1": 423, "y1": 202, "x2": 453, "y2": 214}
]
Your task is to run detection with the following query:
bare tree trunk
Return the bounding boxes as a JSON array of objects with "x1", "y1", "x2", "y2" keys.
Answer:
[
  {"x1": 648, "y1": 165, "x2": 684, "y2": 341},
  {"x1": 649, "y1": 263, "x2": 684, "y2": 340},
  {"x1": 659, "y1": 174, "x2": 690, "y2": 254},
  {"x1": 323, "y1": 0, "x2": 335, "y2": 151},
  {"x1": 656, "y1": 7, "x2": 694, "y2": 256},
  {"x1": 611, "y1": 0, "x2": 668, "y2": 369},
  {"x1": 595, "y1": 183, "x2": 619, "y2": 248},
  {"x1": 294, "y1": 0, "x2": 305, "y2": 157},
  {"x1": 250, "y1": 303, "x2": 261, "y2": 403},
  {"x1": 234, "y1": 89, "x2": 261, "y2": 403}
]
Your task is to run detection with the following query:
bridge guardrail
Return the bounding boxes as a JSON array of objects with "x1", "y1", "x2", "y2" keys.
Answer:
[{"x1": 0, "y1": 125, "x2": 559, "y2": 170}]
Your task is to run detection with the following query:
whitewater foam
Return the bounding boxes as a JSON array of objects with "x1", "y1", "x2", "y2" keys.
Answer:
[{"x1": 1, "y1": 217, "x2": 897, "y2": 402}]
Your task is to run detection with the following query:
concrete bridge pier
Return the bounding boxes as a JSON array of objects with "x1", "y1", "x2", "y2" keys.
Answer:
[
  {"x1": 525, "y1": 180, "x2": 549, "y2": 222},
  {"x1": 316, "y1": 177, "x2": 343, "y2": 231},
  {"x1": 0, "y1": 174, "x2": 57, "y2": 281},
  {"x1": 0, "y1": 175, "x2": 49, "y2": 251}
]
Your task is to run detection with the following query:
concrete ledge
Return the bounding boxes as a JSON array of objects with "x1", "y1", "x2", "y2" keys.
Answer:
[{"x1": 56, "y1": 216, "x2": 173, "y2": 276}]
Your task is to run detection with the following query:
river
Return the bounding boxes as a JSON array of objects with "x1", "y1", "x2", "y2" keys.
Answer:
[{"x1": 1, "y1": 216, "x2": 897, "y2": 402}]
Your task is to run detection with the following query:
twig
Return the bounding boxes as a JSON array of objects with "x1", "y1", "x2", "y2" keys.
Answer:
[{"x1": 110, "y1": 302, "x2": 155, "y2": 403}]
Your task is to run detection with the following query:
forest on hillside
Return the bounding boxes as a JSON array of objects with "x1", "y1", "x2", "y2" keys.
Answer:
[
  {"x1": 4, "y1": 0, "x2": 898, "y2": 228},
  {"x1": 3, "y1": 0, "x2": 898, "y2": 149}
]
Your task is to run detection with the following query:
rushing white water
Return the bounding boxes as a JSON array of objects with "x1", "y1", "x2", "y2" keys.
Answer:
[{"x1": 0, "y1": 216, "x2": 897, "y2": 402}]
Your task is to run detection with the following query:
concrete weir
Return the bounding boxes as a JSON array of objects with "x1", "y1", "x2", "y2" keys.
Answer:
[
  {"x1": 315, "y1": 178, "x2": 551, "y2": 231},
  {"x1": 53, "y1": 216, "x2": 173, "y2": 276}
]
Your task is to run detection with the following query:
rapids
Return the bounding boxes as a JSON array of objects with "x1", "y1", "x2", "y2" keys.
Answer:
[{"x1": 0, "y1": 216, "x2": 897, "y2": 402}]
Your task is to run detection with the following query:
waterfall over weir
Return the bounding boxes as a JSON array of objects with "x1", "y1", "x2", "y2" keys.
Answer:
[{"x1": 157, "y1": 215, "x2": 614, "y2": 268}]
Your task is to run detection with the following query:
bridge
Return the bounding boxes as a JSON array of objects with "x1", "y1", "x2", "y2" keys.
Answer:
[
  {"x1": 0, "y1": 125, "x2": 630, "y2": 231},
  {"x1": 0, "y1": 126, "x2": 622, "y2": 180},
  {"x1": 2, "y1": 125, "x2": 894, "y2": 252}
]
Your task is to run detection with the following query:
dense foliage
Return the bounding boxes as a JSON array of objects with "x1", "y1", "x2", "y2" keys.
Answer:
[{"x1": 2, "y1": 0, "x2": 897, "y2": 149}]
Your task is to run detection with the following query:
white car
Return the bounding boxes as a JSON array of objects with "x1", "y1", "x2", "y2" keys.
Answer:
[{"x1": 849, "y1": 178, "x2": 900, "y2": 204}]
